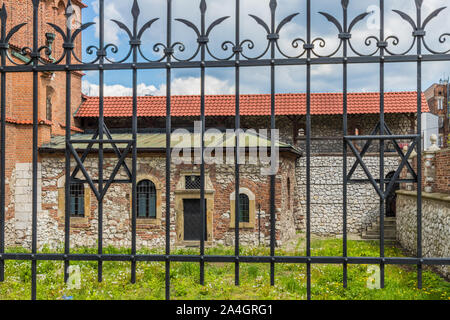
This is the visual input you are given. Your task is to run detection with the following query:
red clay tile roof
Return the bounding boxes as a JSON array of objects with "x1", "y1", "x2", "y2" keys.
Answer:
[
  {"x1": 6, "y1": 117, "x2": 52, "y2": 126},
  {"x1": 5, "y1": 117, "x2": 83, "y2": 132},
  {"x1": 75, "y1": 92, "x2": 429, "y2": 118}
]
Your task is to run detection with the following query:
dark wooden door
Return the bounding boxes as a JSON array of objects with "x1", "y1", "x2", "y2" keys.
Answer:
[
  {"x1": 183, "y1": 199, "x2": 207, "y2": 241},
  {"x1": 385, "y1": 172, "x2": 399, "y2": 217}
]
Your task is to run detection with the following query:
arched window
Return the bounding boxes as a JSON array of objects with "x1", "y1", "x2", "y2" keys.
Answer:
[
  {"x1": 137, "y1": 180, "x2": 157, "y2": 218},
  {"x1": 239, "y1": 194, "x2": 250, "y2": 223},
  {"x1": 230, "y1": 188, "x2": 255, "y2": 229},
  {"x1": 57, "y1": 1, "x2": 66, "y2": 15},
  {"x1": 69, "y1": 183, "x2": 84, "y2": 217}
]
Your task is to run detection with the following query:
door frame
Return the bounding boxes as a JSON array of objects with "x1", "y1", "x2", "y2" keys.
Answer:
[{"x1": 175, "y1": 189, "x2": 214, "y2": 246}]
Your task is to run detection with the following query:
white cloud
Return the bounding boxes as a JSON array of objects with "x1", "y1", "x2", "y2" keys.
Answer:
[
  {"x1": 91, "y1": 0, "x2": 126, "y2": 44},
  {"x1": 84, "y1": 0, "x2": 450, "y2": 93},
  {"x1": 82, "y1": 80, "x2": 159, "y2": 96},
  {"x1": 82, "y1": 75, "x2": 234, "y2": 96}
]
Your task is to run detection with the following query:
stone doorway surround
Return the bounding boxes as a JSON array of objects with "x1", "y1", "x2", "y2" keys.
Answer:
[{"x1": 175, "y1": 171, "x2": 215, "y2": 246}]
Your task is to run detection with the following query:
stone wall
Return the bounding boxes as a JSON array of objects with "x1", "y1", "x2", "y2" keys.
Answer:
[
  {"x1": 98, "y1": 113, "x2": 414, "y2": 155},
  {"x1": 242, "y1": 113, "x2": 414, "y2": 153},
  {"x1": 296, "y1": 154, "x2": 400, "y2": 235},
  {"x1": 6, "y1": 152, "x2": 298, "y2": 250},
  {"x1": 396, "y1": 191, "x2": 450, "y2": 280},
  {"x1": 396, "y1": 137, "x2": 449, "y2": 280},
  {"x1": 401, "y1": 146, "x2": 450, "y2": 195}
]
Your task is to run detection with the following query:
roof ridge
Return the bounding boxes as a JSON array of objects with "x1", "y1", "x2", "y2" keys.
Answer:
[{"x1": 83, "y1": 90, "x2": 424, "y2": 99}]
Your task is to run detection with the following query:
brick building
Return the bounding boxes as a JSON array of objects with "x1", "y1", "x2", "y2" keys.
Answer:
[
  {"x1": 1, "y1": 1, "x2": 431, "y2": 250},
  {"x1": 424, "y1": 79, "x2": 450, "y2": 148},
  {"x1": 12, "y1": 92, "x2": 423, "y2": 250},
  {"x1": 0, "y1": 0, "x2": 86, "y2": 244}
]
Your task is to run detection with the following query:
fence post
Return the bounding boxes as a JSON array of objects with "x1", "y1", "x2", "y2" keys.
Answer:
[
  {"x1": 423, "y1": 134, "x2": 440, "y2": 193},
  {"x1": 403, "y1": 144, "x2": 417, "y2": 191}
]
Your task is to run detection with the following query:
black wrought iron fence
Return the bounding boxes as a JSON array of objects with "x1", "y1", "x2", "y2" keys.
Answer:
[{"x1": 0, "y1": 0, "x2": 449, "y2": 301}]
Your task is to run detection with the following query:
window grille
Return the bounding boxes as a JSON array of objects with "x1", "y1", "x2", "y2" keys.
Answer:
[
  {"x1": 185, "y1": 175, "x2": 201, "y2": 190},
  {"x1": 69, "y1": 183, "x2": 84, "y2": 217},
  {"x1": 239, "y1": 194, "x2": 250, "y2": 223}
]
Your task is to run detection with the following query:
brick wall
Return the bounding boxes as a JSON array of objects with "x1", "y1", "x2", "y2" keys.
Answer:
[
  {"x1": 435, "y1": 148, "x2": 450, "y2": 194},
  {"x1": 400, "y1": 147, "x2": 450, "y2": 194},
  {"x1": 6, "y1": 152, "x2": 298, "y2": 250},
  {"x1": 0, "y1": 0, "x2": 85, "y2": 240}
]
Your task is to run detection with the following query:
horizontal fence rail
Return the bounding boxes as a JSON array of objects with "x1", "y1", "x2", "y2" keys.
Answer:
[{"x1": 0, "y1": 0, "x2": 449, "y2": 300}]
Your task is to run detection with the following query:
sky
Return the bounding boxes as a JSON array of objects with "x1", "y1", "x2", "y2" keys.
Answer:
[{"x1": 79, "y1": 0, "x2": 450, "y2": 96}]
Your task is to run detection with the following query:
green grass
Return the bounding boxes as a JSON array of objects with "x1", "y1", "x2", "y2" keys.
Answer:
[{"x1": 0, "y1": 239, "x2": 448, "y2": 300}]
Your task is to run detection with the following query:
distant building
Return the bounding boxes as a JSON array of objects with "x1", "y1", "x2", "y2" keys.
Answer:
[{"x1": 424, "y1": 79, "x2": 450, "y2": 148}]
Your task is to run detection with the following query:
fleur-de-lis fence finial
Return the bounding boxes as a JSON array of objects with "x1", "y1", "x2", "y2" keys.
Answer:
[
  {"x1": 174, "y1": 0, "x2": 229, "y2": 61},
  {"x1": 2, "y1": 0, "x2": 449, "y2": 65},
  {"x1": 109, "y1": 0, "x2": 159, "y2": 63},
  {"x1": 0, "y1": 4, "x2": 27, "y2": 65},
  {"x1": 316, "y1": 0, "x2": 371, "y2": 57},
  {"x1": 244, "y1": 0, "x2": 301, "y2": 59},
  {"x1": 45, "y1": 0, "x2": 95, "y2": 64},
  {"x1": 392, "y1": 0, "x2": 449, "y2": 54}
]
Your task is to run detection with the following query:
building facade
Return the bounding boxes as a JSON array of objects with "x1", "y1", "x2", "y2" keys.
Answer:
[
  {"x1": 4, "y1": 85, "x2": 429, "y2": 249},
  {"x1": 0, "y1": 0, "x2": 86, "y2": 248},
  {"x1": 1, "y1": 2, "x2": 431, "y2": 250},
  {"x1": 424, "y1": 80, "x2": 450, "y2": 148}
]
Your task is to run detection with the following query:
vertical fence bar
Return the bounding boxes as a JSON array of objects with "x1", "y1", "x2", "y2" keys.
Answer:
[
  {"x1": 234, "y1": 0, "x2": 240, "y2": 286},
  {"x1": 269, "y1": 0, "x2": 276, "y2": 287},
  {"x1": 416, "y1": 2, "x2": 423, "y2": 290},
  {"x1": 97, "y1": 0, "x2": 105, "y2": 283},
  {"x1": 342, "y1": 0, "x2": 348, "y2": 290},
  {"x1": 0, "y1": 4, "x2": 6, "y2": 284},
  {"x1": 305, "y1": 0, "x2": 312, "y2": 300},
  {"x1": 130, "y1": 0, "x2": 138, "y2": 285},
  {"x1": 31, "y1": 0, "x2": 39, "y2": 300},
  {"x1": 64, "y1": 0, "x2": 73, "y2": 283},
  {"x1": 379, "y1": 0, "x2": 386, "y2": 289},
  {"x1": 199, "y1": 0, "x2": 206, "y2": 286},
  {"x1": 165, "y1": 0, "x2": 173, "y2": 300}
]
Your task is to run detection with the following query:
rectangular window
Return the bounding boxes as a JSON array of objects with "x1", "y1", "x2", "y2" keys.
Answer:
[
  {"x1": 137, "y1": 194, "x2": 156, "y2": 218},
  {"x1": 437, "y1": 98, "x2": 444, "y2": 110},
  {"x1": 138, "y1": 194, "x2": 147, "y2": 217},
  {"x1": 148, "y1": 194, "x2": 156, "y2": 218}
]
